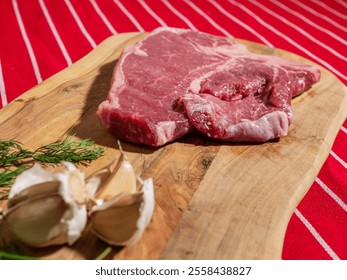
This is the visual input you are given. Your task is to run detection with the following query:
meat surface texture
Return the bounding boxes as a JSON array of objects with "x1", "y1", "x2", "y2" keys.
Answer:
[{"x1": 97, "y1": 27, "x2": 320, "y2": 146}]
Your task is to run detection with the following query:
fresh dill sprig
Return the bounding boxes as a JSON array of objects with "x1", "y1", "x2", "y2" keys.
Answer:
[
  {"x1": 0, "y1": 166, "x2": 30, "y2": 187},
  {"x1": 0, "y1": 140, "x2": 33, "y2": 167},
  {"x1": 32, "y1": 135, "x2": 105, "y2": 164},
  {"x1": 0, "y1": 135, "x2": 106, "y2": 199},
  {"x1": 0, "y1": 166, "x2": 31, "y2": 199}
]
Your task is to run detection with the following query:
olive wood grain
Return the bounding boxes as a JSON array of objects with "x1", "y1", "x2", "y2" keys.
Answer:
[{"x1": 0, "y1": 33, "x2": 346, "y2": 260}]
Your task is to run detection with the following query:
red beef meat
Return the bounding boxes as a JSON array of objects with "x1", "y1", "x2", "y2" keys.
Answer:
[{"x1": 97, "y1": 27, "x2": 320, "y2": 146}]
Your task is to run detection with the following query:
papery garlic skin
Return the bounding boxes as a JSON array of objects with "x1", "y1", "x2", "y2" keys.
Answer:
[
  {"x1": 125, "y1": 178, "x2": 155, "y2": 246},
  {"x1": 8, "y1": 163, "x2": 56, "y2": 199},
  {"x1": 85, "y1": 168, "x2": 111, "y2": 200},
  {"x1": 61, "y1": 204, "x2": 87, "y2": 245},
  {"x1": 56, "y1": 162, "x2": 87, "y2": 245}
]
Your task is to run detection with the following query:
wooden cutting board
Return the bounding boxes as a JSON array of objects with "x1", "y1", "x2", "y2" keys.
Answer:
[{"x1": 0, "y1": 32, "x2": 346, "y2": 260}]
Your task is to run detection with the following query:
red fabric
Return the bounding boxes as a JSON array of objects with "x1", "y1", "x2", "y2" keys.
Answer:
[{"x1": 0, "y1": 0, "x2": 346, "y2": 259}]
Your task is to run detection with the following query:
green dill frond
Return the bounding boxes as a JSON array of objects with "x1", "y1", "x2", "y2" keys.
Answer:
[
  {"x1": 32, "y1": 135, "x2": 105, "y2": 164},
  {"x1": 0, "y1": 135, "x2": 106, "y2": 199},
  {"x1": 0, "y1": 166, "x2": 31, "y2": 199},
  {"x1": 0, "y1": 166, "x2": 30, "y2": 187},
  {"x1": 0, "y1": 140, "x2": 33, "y2": 167}
]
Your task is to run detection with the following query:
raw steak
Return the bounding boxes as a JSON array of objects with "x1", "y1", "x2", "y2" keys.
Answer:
[
  {"x1": 182, "y1": 55, "x2": 320, "y2": 142},
  {"x1": 97, "y1": 27, "x2": 320, "y2": 146}
]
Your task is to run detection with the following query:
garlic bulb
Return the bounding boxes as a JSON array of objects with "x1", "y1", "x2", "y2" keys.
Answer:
[
  {"x1": 2, "y1": 143, "x2": 155, "y2": 249},
  {"x1": 4, "y1": 162, "x2": 88, "y2": 248}
]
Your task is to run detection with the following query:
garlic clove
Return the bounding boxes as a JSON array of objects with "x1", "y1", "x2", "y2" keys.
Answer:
[
  {"x1": 5, "y1": 194, "x2": 68, "y2": 248},
  {"x1": 90, "y1": 192, "x2": 142, "y2": 245},
  {"x1": 96, "y1": 153, "x2": 137, "y2": 201},
  {"x1": 8, "y1": 163, "x2": 56, "y2": 200},
  {"x1": 7, "y1": 181, "x2": 60, "y2": 208},
  {"x1": 85, "y1": 167, "x2": 112, "y2": 201},
  {"x1": 89, "y1": 178, "x2": 154, "y2": 246}
]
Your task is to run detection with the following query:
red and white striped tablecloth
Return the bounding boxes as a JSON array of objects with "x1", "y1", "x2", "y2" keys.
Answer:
[{"x1": 0, "y1": 0, "x2": 346, "y2": 260}]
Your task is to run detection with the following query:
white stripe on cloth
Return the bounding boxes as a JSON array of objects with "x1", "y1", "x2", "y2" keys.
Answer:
[
  {"x1": 138, "y1": 0, "x2": 167, "y2": 27},
  {"x1": 250, "y1": 0, "x2": 346, "y2": 61},
  {"x1": 315, "y1": 177, "x2": 347, "y2": 212},
  {"x1": 12, "y1": 0, "x2": 42, "y2": 83},
  {"x1": 208, "y1": 0, "x2": 273, "y2": 47},
  {"x1": 330, "y1": 150, "x2": 347, "y2": 169},
  {"x1": 341, "y1": 126, "x2": 347, "y2": 134},
  {"x1": 311, "y1": 0, "x2": 347, "y2": 21},
  {"x1": 290, "y1": 0, "x2": 347, "y2": 33},
  {"x1": 64, "y1": 0, "x2": 97, "y2": 48},
  {"x1": 113, "y1": 0, "x2": 144, "y2": 32},
  {"x1": 161, "y1": 0, "x2": 198, "y2": 31},
  {"x1": 228, "y1": 0, "x2": 347, "y2": 82},
  {"x1": 39, "y1": 0, "x2": 72, "y2": 66},
  {"x1": 294, "y1": 208, "x2": 340, "y2": 260},
  {"x1": 183, "y1": 0, "x2": 233, "y2": 38},
  {"x1": 270, "y1": 0, "x2": 346, "y2": 46},
  {"x1": 89, "y1": 0, "x2": 117, "y2": 35},
  {"x1": 336, "y1": 0, "x2": 347, "y2": 9},
  {"x1": 0, "y1": 60, "x2": 8, "y2": 107}
]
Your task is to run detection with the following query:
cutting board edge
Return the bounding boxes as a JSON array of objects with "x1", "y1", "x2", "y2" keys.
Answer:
[{"x1": 159, "y1": 71, "x2": 347, "y2": 260}]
